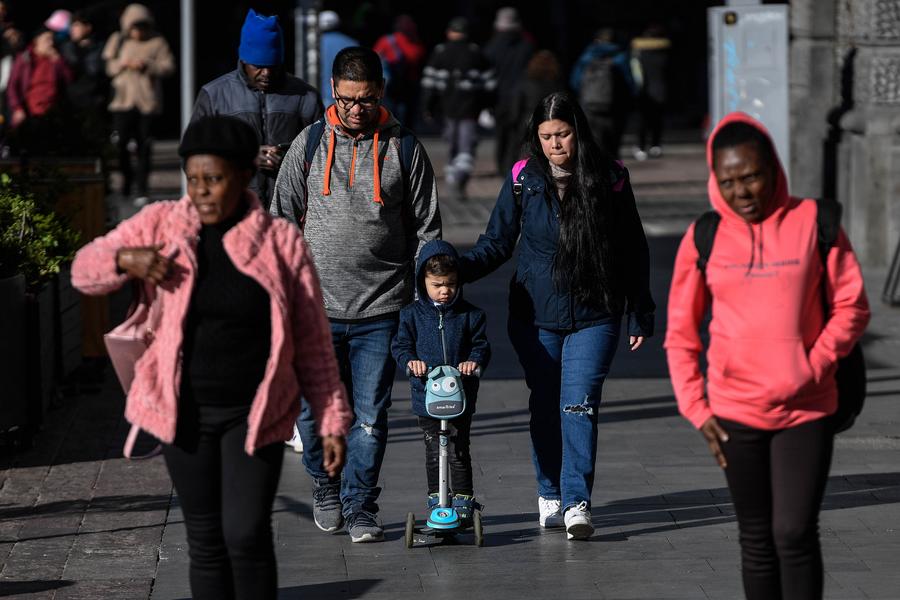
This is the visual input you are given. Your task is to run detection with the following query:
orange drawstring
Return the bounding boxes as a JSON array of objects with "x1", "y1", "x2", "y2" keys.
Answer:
[
  {"x1": 322, "y1": 127, "x2": 336, "y2": 197},
  {"x1": 372, "y1": 128, "x2": 383, "y2": 205}
]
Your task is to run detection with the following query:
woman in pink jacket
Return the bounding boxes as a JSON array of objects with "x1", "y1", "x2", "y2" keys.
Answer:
[
  {"x1": 71, "y1": 116, "x2": 352, "y2": 600},
  {"x1": 665, "y1": 113, "x2": 870, "y2": 600}
]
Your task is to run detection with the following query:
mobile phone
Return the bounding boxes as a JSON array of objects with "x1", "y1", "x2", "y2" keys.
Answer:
[{"x1": 276, "y1": 142, "x2": 292, "y2": 152}]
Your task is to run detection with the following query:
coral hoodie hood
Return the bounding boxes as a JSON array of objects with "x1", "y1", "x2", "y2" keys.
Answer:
[
  {"x1": 706, "y1": 112, "x2": 790, "y2": 272},
  {"x1": 664, "y1": 111, "x2": 870, "y2": 431}
]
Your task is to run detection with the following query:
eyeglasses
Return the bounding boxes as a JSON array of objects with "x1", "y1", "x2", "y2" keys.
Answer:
[{"x1": 333, "y1": 93, "x2": 381, "y2": 111}]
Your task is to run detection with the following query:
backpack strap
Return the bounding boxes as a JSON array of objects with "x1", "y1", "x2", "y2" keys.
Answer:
[
  {"x1": 511, "y1": 159, "x2": 528, "y2": 208},
  {"x1": 611, "y1": 159, "x2": 626, "y2": 192},
  {"x1": 395, "y1": 126, "x2": 416, "y2": 179},
  {"x1": 693, "y1": 210, "x2": 721, "y2": 276},
  {"x1": 815, "y1": 198, "x2": 841, "y2": 267},
  {"x1": 303, "y1": 118, "x2": 327, "y2": 173}
]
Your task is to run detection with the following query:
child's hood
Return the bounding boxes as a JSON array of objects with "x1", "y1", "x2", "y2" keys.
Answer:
[{"x1": 415, "y1": 239, "x2": 462, "y2": 308}]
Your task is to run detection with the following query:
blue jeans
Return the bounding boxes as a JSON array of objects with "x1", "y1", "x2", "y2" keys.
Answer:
[
  {"x1": 508, "y1": 317, "x2": 620, "y2": 512},
  {"x1": 297, "y1": 317, "x2": 398, "y2": 517}
]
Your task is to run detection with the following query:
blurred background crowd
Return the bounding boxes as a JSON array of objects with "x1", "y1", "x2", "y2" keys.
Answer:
[{"x1": 0, "y1": 1, "x2": 722, "y2": 204}]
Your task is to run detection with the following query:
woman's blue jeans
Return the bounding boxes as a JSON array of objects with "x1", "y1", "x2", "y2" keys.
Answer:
[
  {"x1": 296, "y1": 317, "x2": 397, "y2": 518},
  {"x1": 508, "y1": 317, "x2": 620, "y2": 512}
]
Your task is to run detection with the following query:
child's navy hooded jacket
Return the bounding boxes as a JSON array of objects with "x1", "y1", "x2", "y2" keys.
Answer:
[{"x1": 392, "y1": 240, "x2": 491, "y2": 417}]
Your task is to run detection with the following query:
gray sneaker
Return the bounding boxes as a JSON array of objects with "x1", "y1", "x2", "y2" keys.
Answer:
[
  {"x1": 347, "y1": 510, "x2": 384, "y2": 543},
  {"x1": 312, "y1": 481, "x2": 343, "y2": 533}
]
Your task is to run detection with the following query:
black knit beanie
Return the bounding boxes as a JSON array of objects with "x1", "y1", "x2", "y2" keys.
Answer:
[{"x1": 178, "y1": 116, "x2": 259, "y2": 170}]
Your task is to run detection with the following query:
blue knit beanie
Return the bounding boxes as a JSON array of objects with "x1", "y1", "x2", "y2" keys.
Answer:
[{"x1": 238, "y1": 9, "x2": 283, "y2": 66}]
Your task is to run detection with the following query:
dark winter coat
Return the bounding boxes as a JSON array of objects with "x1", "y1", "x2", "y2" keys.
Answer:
[
  {"x1": 392, "y1": 240, "x2": 491, "y2": 417},
  {"x1": 484, "y1": 31, "x2": 534, "y2": 123},
  {"x1": 421, "y1": 40, "x2": 495, "y2": 120},
  {"x1": 191, "y1": 62, "x2": 324, "y2": 207},
  {"x1": 459, "y1": 159, "x2": 655, "y2": 335},
  {"x1": 61, "y1": 37, "x2": 106, "y2": 110}
]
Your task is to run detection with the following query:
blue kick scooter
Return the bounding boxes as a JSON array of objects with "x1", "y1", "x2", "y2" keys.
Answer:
[{"x1": 404, "y1": 362, "x2": 484, "y2": 548}]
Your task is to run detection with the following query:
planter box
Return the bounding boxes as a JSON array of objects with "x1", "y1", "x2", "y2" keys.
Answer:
[
  {"x1": 56, "y1": 264, "x2": 82, "y2": 379},
  {"x1": 0, "y1": 157, "x2": 109, "y2": 358},
  {"x1": 26, "y1": 283, "x2": 57, "y2": 428},
  {"x1": 0, "y1": 274, "x2": 28, "y2": 434}
]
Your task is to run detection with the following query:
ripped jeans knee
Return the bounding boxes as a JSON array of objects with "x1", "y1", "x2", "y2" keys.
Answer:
[{"x1": 563, "y1": 395, "x2": 597, "y2": 417}]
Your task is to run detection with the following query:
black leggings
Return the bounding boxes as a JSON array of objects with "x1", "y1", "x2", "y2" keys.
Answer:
[
  {"x1": 719, "y1": 417, "x2": 833, "y2": 600},
  {"x1": 418, "y1": 414, "x2": 473, "y2": 496},
  {"x1": 162, "y1": 404, "x2": 284, "y2": 600}
]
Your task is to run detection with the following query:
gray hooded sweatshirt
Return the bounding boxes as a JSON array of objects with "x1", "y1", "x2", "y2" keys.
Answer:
[{"x1": 272, "y1": 105, "x2": 441, "y2": 320}]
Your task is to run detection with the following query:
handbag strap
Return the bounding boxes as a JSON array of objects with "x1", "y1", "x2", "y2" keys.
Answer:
[
  {"x1": 122, "y1": 282, "x2": 164, "y2": 460},
  {"x1": 124, "y1": 424, "x2": 162, "y2": 460}
]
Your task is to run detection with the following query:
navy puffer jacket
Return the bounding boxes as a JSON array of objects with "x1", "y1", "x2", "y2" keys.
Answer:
[
  {"x1": 392, "y1": 240, "x2": 491, "y2": 417},
  {"x1": 459, "y1": 159, "x2": 655, "y2": 335}
]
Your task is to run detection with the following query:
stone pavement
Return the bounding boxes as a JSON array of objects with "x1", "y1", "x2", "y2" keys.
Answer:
[{"x1": 1, "y1": 135, "x2": 899, "y2": 599}]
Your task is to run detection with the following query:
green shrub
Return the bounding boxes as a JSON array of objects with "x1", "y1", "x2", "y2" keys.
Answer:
[{"x1": 0, "y1": 174, "x2": 80, "y2": 290}]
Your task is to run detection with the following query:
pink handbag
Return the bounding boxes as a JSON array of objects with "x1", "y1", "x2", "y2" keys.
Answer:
[{"x1": 104, "y1": 282, "x2": 162, "y2": 459}]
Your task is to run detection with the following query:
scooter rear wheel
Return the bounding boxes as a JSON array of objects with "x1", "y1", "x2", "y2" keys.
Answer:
[
  {"x1": 473, "y1": 510, "x2": 483, "y2": 547},
  {"x1": 405, "y1": 512, "x2": 416, "y2": 548}
]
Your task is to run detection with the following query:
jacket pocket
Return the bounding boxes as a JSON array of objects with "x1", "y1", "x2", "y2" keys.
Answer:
[{"x1": 721, "y1": 338, "x2": 815, "y2": 403}]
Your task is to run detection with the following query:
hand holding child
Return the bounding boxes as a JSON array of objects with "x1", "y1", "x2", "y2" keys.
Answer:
[
  {"x1": 458, "y1": 361, "x2": 479, "y2": 376},
  {"x1": 408, "y1": 360, "x2": 427, "y2": 377}
]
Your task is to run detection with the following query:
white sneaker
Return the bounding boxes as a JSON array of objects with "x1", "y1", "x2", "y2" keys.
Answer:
[
  {"x1": 648, "y1": 145, "x2": 663, "y2": 158},
  {"x1": 538, "y1": 496, "x2": 564, "y2": 528},
  {"x1": 132, "y1": 195, "x2": 150, "y2": 208},
  {"x1": 632, "y1": 148, "x2": 648, "y2": 161},
  {"x1": 564, "y1": 501, "x2": 594, "y2": 540},
  {"x1": 285, "y1": 424, "x2": 304, "y2": 453}
]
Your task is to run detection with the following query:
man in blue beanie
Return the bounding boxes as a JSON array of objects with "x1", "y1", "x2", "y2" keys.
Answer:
[{"x1": 191, "y1": 8, "x2": 323, "y2": 208}]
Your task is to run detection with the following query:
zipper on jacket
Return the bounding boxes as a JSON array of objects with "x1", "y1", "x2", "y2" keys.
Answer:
[
  {"x1": 438, "y1": 310, "x2": 448, "y2": 365},
  {"x1": 349, "y1": 140, "x2": 358, "y2": 188},
  {"x1": 172, "y1": 236, "x2": 199, "y2": 400},
  {"x1": 259, "y1": 91, "x2": 268, "y2": 144}
]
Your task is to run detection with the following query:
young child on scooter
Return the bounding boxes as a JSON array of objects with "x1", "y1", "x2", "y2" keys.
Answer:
[{"x1": 392, "y1": 239, "x2": 491, "y2": 524}]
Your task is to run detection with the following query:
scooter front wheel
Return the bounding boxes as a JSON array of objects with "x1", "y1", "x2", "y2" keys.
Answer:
[
  {"x1": 405, "y1": 512, "x2": 416, "y2": 549},
  {"x1": 473, "y1": 510, "x2": 483, "y2": 547}
]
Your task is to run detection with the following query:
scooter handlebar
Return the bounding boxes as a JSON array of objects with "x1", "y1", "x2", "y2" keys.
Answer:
[{"x1": 405, "y1": 365, "x2": 482, "y2": 378}]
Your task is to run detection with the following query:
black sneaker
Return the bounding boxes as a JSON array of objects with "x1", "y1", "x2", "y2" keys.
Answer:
[
  {"x1": 346, "y1": 510, "x2": 384, "y2": 543},
  {"x1": 312, "y1": 481, "x2": 343, "y2": 533}
]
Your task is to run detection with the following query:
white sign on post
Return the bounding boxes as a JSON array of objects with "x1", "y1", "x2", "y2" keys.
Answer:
[{"x1": 708, "y1": 4, "x2": 790, "y2": 175}]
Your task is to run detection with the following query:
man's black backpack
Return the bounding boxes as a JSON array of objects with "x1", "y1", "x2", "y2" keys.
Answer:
[{"x1": 692, "y1": 199, "x2": 866, "y2": 434}]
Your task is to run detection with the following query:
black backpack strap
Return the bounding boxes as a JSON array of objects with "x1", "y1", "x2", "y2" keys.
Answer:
[
  {"x1": 303, "y1": 118, "x2": 327, "y2": 174},
  {"x1": 693, "y1": 211, "x2": 721, "y2": 276},
  {"x1": 395, "y1": 126, "x2": 416, "y2": 180},
  {"x1": 815, "y1": 198, "x2": 842, "y2": 267}
]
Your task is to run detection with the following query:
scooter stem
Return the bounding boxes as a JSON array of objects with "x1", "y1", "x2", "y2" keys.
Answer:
[{"x1": 439, "y1": 418, "x2": 450, "y2": 507}]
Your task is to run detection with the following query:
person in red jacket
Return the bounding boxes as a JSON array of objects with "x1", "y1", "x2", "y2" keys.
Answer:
[
  {"x1": 373, "y1": 14, "x2": 425, "y2": 126},
  {"x1": 6, "y1": 27, "x2": 72, "y2": 130},
  {"x1": 665, "y1": 112, "x2": 870, "y2": 600}
]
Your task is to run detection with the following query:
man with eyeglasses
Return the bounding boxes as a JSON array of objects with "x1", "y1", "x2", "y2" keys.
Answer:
[
  {"x1": 272, "y1": 46, "x2": 441, "y2": 543},
  {"x1": 191, "y1": 9, "x2": 323, "y2": 208}
]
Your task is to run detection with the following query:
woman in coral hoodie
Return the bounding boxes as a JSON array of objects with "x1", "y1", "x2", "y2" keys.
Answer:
[
  {"x1": 71, "y1": 116, "x2": 351, "y2": 600},
  {"x1": 665, "y1": 113, "x2": 870, "y2": 600}
]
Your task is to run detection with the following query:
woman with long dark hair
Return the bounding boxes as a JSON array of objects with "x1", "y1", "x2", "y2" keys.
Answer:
[{"x1": 459, "y1": 91, "x2": 655, "y2": 540}]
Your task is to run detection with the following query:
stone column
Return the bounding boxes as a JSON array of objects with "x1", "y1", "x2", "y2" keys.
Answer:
[
  {"x1": 835, "y1": 0, "x2": 900, "y2": 267},
  {"x1": 789, "y1": 0, "x2": 838, "y2": 199}
]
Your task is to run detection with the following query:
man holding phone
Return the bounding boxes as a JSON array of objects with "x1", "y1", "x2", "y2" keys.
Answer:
[{"x1": 191, "y1": 8, "x2": 324, "y2": 208}]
